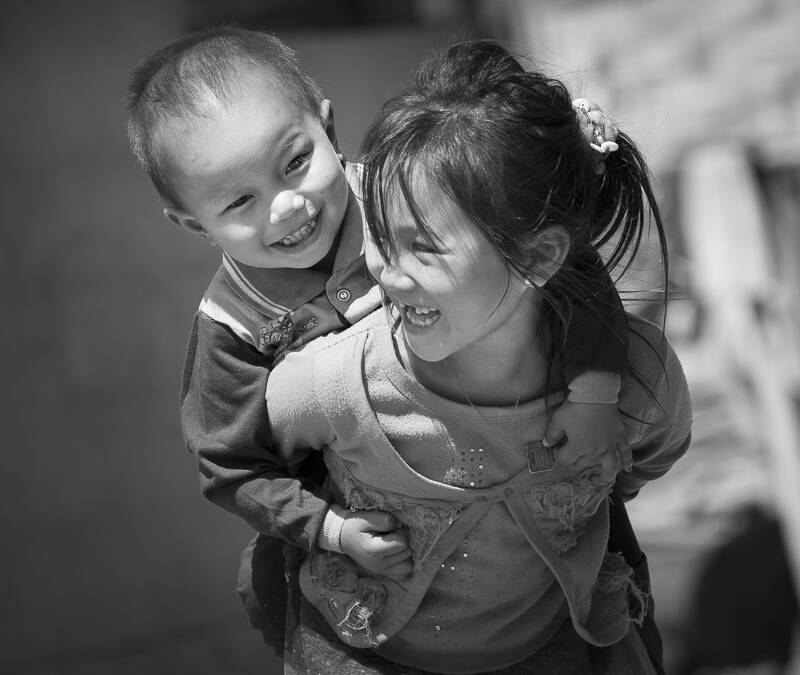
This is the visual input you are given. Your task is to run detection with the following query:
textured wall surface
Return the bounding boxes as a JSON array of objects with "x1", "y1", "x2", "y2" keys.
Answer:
[{"x1": 507, "y1": 0, "x2": 800, "y2": 172}]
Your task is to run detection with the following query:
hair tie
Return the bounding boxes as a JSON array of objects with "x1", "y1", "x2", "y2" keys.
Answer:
[{"x1": 572, "y1": 98, "x2": 618, "y2": 173}]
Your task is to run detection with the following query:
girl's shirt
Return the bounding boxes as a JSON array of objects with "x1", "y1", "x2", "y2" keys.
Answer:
[{"x1": 267, "y1": 310, "x2": 692, "y2": 673}]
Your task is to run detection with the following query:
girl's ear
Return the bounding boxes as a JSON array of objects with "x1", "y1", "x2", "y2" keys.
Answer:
[
  {"x1": 320, "y1": 99, "x2": 342, "y2": 157},
  {"x1": 526, "y1": 226, "x2": 570, "y2": 287}
]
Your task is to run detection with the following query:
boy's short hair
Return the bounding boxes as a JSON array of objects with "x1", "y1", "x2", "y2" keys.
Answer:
[{"x1": 127, "y1": 26, "x2": 325, "y2": 206}]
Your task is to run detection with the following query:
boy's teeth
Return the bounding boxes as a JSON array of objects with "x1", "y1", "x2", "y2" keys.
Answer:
[{"x1": 274, "y1": 216, "x2": 317, "y2": 247}]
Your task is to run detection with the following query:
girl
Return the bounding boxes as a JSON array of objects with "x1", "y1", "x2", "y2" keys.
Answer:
[{"x1": 268, "y1": 41, "x2": 691, "y2": 674}]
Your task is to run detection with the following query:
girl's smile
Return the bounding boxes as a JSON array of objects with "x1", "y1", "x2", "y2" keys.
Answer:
[
  {"x1": 398, "y1": 301, "x2": 441, "y2": 329},
  {"x1": 365, "y1": 178, "x2": 540, "y2": 396}
]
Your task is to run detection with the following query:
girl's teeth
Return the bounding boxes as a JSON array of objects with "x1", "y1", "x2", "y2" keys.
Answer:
[{"x1": 404, "y1": 304, "x2": 440, "y2": 327}]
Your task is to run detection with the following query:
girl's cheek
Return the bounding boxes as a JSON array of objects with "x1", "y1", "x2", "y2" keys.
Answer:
[{"x1": 364, "y1": 239, "x2": 384, "y2": 279}]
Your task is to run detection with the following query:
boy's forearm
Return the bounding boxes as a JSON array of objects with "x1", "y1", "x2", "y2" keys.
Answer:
[
  {"x1": 181, "y1": 312, "x2": 331, "y2": 550},
  {"x1": 202, "y1": 461, "x2": 332, "y2": 552}
]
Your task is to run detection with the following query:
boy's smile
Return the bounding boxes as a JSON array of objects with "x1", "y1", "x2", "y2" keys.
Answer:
[{"x1": 162, "y1": 68, "x2": 348, "y2": 269}]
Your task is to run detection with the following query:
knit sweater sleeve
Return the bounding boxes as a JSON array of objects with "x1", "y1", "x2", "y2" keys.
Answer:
[
  {"x1": 615, "y1": 318, "x2": 693, "y2": 501},
  {"x1": 266, "y1": 341, "x2": 338, "y2": 459},
  {"x1": 180, "y1": 311, "x2": 331, "y2": 552},
  {"x1": 266, "y1": 338, "x2": 350, "y2": 552}
]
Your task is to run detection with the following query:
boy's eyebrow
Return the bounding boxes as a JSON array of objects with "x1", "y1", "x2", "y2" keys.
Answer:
[
  {"x1": 271, "y1": 128, "x2": 306, "y2": 157},
  {"x1": 204, "y1": 125, "x2": 308, "y2": 206}
]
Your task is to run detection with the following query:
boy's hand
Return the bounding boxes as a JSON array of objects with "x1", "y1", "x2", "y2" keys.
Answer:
[
  {"x1": 339, "y1": 510, "x2": 412, "y2": 580},
  {"x1": 544, "y1": 400, "x2": 632, "y2": 481}
]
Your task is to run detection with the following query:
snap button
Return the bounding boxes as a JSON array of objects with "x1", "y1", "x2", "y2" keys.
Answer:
[{"x1": 336, "y1": 288, "x2": 351, "y2": 302}]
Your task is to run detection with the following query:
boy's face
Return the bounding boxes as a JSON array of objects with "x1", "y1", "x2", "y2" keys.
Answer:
[{"x1": 162, "y1": 70, "x2": 348, "y2": 269}]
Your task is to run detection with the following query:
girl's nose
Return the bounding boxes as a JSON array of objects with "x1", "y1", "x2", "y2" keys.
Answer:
[{"x1": 378, "y1": 258, "x2": 415, "y2": 293}]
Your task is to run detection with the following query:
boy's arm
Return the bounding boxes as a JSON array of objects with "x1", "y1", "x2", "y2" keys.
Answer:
[
  {"x1": 181, "y1": 312, "x2": 330, "y2": 552},
  {"x1": 560, "y1": 248, "x2": 628, "y2": 388},
  {"x1": 547, "y1": 249, "x2": 630, "y2": 476},
  {"x1": 182, "y1": 311, "x2": 411, "y2": 577},
  {"x1": 616, "y1": 328, "x2": 693, "y2": 500}
]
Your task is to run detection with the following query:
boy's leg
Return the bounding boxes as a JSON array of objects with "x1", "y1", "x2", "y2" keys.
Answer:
[
  {"x1": 608, "y1": 483, "x2": 665, "y2": 675},
  {"x1": 237, "y1": 534, "x2": 289, "y2": 657}
]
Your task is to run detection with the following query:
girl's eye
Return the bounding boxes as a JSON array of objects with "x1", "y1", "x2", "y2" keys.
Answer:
[
  {"x1": 226, "y1": 195, "x2": 252, "y2": 211},
  {"x1": 287, "y1": 152, "x2": 310, "y2": 173},
  {"x1": 412, "y1": 240, "x2": 441, "y2": 255}
]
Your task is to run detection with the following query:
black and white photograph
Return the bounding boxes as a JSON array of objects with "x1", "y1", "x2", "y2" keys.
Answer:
[{"x1": 3, "y1": 1, "x2": 799, "y2": 673}]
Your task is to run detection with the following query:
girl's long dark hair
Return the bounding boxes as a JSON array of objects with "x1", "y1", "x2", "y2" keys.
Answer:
[{"x1": 361, "y1": 40, "x2": 669, "y2": 385}]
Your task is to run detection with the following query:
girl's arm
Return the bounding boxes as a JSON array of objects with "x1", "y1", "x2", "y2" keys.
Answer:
[{"x1": 267, "y1": 342, "x2": 413, "y2": 579}]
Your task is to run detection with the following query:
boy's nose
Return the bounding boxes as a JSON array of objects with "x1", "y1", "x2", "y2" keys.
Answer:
[{"x1": 269, "y1": 190, "x2": 314, "y2": 227}]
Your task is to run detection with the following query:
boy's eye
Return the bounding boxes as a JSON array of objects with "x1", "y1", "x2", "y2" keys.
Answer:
[
  {"x1": 286, "y1": 152, "x2": 310, "y2": 174},
  {"x1": 226, "y1": 195, "x2": 252, "y2": 211}
]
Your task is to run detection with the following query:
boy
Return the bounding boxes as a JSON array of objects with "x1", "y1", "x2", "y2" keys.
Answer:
[{"x1": 126, "y1": 26, "x2": 644, "y2": 662}]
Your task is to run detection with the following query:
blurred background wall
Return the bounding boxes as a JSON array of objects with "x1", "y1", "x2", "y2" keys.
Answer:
[{"x1": 1, "y1": 1, "x2": 798, "y2": 674}]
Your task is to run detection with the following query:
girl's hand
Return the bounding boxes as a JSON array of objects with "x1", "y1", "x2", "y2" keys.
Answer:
[
  {"x1": 339, "y1": 510, "x2": 413, "y2": 580},
  {"x1": 544, "y1": 400, "x2": 632, "y2": 481}
]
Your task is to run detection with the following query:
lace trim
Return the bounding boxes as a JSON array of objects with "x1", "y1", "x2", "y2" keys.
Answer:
[
  {"x1": 308, "y1": 552, "x2": 387, "y2": 647},
  {"x1": 521, "y1": 471, "x2": 613, "y2": 553},
  {"x1": 594, "y1": 551, "x2": 648, "y2": 626}
]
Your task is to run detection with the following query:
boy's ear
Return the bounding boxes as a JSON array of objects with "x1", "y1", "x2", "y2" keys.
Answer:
[
  {"x1": 526, "y1": 226, "x2": 571, "y2": 287},
  {"x1": 163, "y1": 207, "x2": 209, "y2": 239},
  {"x1": 320, "y1": 99, "x2": 341, "y2": 156}
]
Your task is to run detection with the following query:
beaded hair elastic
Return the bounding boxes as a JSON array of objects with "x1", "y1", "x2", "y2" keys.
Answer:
[{"x1": 572, "y1": 98, "x2": 619, "y2": 173}]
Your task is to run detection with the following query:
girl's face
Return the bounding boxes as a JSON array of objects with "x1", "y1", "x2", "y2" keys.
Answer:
[{"x1": 365, "y1": 180, "x2": 534, "y2": 364}]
